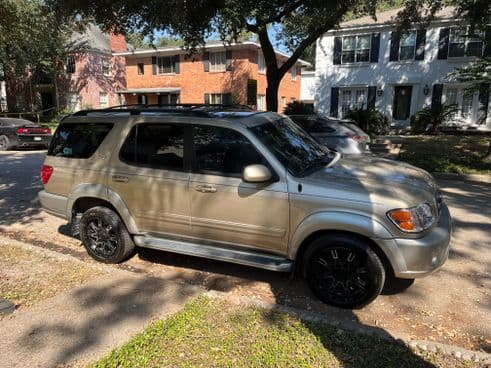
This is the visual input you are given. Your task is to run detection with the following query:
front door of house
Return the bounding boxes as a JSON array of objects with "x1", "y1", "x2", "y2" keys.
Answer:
[{"x1": 393, "y1": 86, "x2": 413, "y2": 120}]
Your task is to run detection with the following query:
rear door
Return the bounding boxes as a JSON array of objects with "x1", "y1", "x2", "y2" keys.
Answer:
[
  {"x1": 188, "y1": 124, "x2": 289, "y2": 254},
  {"x1": 108, "y1": 122, "x2": 192, "y2": 236}
]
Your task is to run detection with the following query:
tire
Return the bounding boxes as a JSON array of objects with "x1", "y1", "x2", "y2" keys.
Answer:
[
  {"x1": 79, "y1": 206, "x2": 135, "y2": 263},
  {"x1": 0, "y1": 135, "x2": 11, "y2": 151},
  {"x1": 302, "y1": 233, "x2": 385, "y2": 309}
]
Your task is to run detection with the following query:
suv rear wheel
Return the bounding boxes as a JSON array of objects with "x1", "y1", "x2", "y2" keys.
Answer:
[
  {"x1": 79, "y1": 206, "x2": 135, "y2": 263},
  {"x1": 303, "y1": 233, "x2": 385, "y2": 309}
]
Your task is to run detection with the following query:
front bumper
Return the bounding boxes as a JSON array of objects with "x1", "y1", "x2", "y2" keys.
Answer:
[{"x1": 376, "y1": 203, "x2": 452, "y2": 278}]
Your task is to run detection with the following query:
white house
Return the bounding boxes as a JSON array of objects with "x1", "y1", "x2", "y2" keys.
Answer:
[{"x1": 315, "y1": 7, "x2": 491, "y2": 130}]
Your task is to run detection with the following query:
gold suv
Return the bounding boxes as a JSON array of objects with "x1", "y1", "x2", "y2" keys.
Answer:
[{"x1": 39, "y1": 105, "x2": 451, "y2": 308}]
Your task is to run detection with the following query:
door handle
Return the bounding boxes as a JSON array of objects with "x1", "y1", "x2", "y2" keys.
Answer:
[
  {"x1": 112, "y1": 175, "x2": 129, "y2": 183},
  {"x1": 194, "y1": 185, "x2": 217, "y2": 193}
]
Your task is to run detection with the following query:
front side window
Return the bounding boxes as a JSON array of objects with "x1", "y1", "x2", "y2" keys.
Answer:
[
  {"x1": 250, "y1": 118, "x2": 334, "y2": 177},
  {"x1": 399, "y1": 31, "x2": 417, "y2": 60},
  {"x1": 48, "y1": 123, "x2": 113, "y2": 158},
  {"x1": 342, "y1": 35, "x2": 370, "y2": 64},
  {"x1": 157, "y1": 56, "x2": 177, "y2": 74},
  {"x1": 449, "y1": 27, "x2": 484, "y2": 58},
  {"x1": 120, "y1": 124, "x2": 185, "y2": 170},
  {"x1": 210, "y1": 51, "x2": 227, "y2": 72},
  {"x1": 193, "y1": 125, "x2": 267, "y2": 177}
]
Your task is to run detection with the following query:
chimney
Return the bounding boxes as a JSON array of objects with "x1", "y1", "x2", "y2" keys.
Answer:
[{"x1": 110, "y1": 33, "x2": 127, "y2": 52}]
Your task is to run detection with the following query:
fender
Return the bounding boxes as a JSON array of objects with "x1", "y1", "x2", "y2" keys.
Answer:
[
  {"x1": 287, "y1": 211, "x2": 394, "y2": 260},
  {"x1": 66, "y1": 183, "x2": 140, "y2": 234}
]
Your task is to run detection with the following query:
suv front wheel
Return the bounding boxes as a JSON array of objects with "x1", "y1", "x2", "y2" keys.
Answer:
[
  {"x1": 79, "y1": 206, "x2": 135, "y2": 263},
  {"x1": 303, "y1": 233, "x2": 385, "y2": 309}
]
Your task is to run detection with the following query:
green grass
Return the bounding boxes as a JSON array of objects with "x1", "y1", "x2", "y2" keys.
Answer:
[
  {"x1": 398, "y1": 135, "x2": 491, "y2": 174},
  {"x1": 90, "y1": 296, "x2": 481, "y2": 368}
]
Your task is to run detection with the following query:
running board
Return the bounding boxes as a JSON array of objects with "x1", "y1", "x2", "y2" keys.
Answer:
[{"x1": 133, "y1": 235, "x2": 293, "y2": 272}]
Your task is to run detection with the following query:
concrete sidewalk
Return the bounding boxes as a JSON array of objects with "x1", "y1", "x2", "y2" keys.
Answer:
[{"x1": 0, "y1": 270, "x2": 201, "y2": 368}]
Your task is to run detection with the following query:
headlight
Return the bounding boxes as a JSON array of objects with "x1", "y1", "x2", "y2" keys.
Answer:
[{"x1": 387, "y1": 203, "x2": 435, "y2": 233}]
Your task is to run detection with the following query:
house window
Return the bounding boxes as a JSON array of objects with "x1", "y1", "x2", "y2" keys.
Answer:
[
  {"x1": 137, "y1": 63, "x2": 144, "y2": 75},
  {"x1": 443, "y1": 87, "x2": 482, "y2": 123},
  {"x1": 258, "y1": 52, "x2": 266, "y2": 74},
  {"x1": 257, "y1": 95, "x2": 266, "y2": 111},
  {"x1": 99, "y1": 92, "x2": 108, "y2": 108},
  {"x1": 157, "y1": 56, "x2": 177, "y2": 74},
  {"x1": 461, "y1": 93, "x2": 474, "y2": 119},
  {"x1": 342, "y1": 35, "x2": 371, "y2": 64},
  {"x1": 102, "y1": 60, "x2": 111, "y2": 76},
  {"x1": 399, "y1": 31, "x2": 417, "y2": 60},
  {"x1": 340, "y1": 88, "x2": 368, "y2": 117},
  {"x1": 281, "y1": 96, "x2": 286, "y2": 110},
  {"x1": 291, "y1": 66, "x2": 297, "y2": 81},
  {"x1": 66, "y1": 92, "x2": 80, "y2": 111},
  {"x1": 66, "y1": 56, "x2": 75, "y2": 74},
  {"x1": 138, "y1": 94, "x2": 147, "y2": 104},
  {"x1": 210, "y1": 51, "x2": 227, "y2": 72},
  {"x1": 449, "y1": 27, "x2": 484, "y2": 58},
  {"x1": 207, "y1": 93, "x2": 231, "y2": 105}
]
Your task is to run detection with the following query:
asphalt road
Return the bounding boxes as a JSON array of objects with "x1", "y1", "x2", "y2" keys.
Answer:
[{"x1": 0, "y1": 150, "x2": 490, "y2": 352}]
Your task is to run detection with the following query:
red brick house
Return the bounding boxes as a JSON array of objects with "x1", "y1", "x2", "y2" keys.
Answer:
[
  {"x1": 114, "y1": 42, "x2": 309, "y2": 112},
  {"x1": 2, "y1": 25, "x2": 127, "y2": 113}
]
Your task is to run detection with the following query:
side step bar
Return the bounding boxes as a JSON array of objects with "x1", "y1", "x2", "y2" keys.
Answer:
[{"x1": 133, "y1": 235, "x2": 293, "y2": 272}]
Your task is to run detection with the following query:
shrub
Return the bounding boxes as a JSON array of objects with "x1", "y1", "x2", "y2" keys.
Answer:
[
  {"x1": 344, "y1": 108, "x2": 389, "y2": 136},
  {"x1": 412, "y1": 104, "x2": 460, "y2": 134},
  {"x1": 283, "y1": 101, "x2": 314, "y2": 115}
]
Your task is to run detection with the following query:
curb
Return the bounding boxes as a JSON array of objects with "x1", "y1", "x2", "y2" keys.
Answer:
[
  {"x1": 205, "y1": 290, "x2": 491, "y2": 363},
  {"x1": 431, "y1": 172, "x2": 491, "y2": 184}
]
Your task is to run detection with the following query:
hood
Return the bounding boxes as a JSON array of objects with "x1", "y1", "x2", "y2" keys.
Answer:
[{"x1": 298, "y1": 155, "x2": 438, "y2": 206}]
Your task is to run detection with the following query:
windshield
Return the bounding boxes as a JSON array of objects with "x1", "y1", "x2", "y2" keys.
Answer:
[{"x1": 249, "y1": 117, "x2": 336, "y2": 177}]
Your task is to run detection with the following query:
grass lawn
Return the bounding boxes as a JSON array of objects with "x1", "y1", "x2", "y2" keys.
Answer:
[
  {"x1": 91, "y1": 296, "x2": 482, "y2": 368},
  {"x1": 397, "y1": 135, "x2": 491, "y2": 174},
  {"x1": 0, "y1": 243, "x2": 103, "y2": 310}
]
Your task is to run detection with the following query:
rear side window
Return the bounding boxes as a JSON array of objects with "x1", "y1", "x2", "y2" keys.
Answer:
[
  {"x1": 48, "y1": 123, "x2": 113, "y2": 158},
  {"x1": 120, "y1": 123, "x2": 185, "y2": 170},
  {"x1": 292, "y1": 117, "x2": 336, "y2": 134},
  {"x1": 193, "y1": 125, "x2": 267, "y2": 177}
]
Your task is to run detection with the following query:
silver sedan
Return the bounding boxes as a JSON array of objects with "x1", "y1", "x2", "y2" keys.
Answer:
[{"x1": 288, "y1": 115, "x2": 370, "y2": 154}]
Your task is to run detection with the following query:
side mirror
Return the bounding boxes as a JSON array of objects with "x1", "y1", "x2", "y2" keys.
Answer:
[{"x1": 242, "y1": 164, "x2": 272, "y2": 183}]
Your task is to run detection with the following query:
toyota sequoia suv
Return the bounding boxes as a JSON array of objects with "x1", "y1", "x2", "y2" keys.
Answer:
[{"x1": 39, "y1": 104, "x2": 452, "y2": 308}]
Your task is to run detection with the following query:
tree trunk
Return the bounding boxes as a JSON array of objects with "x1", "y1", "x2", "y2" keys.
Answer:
[
  {"x1": 483, "y1": 139, "x2": 491, "y2": 163},
  {"x1": 265, "y1": 78, "x2": 279, "y2": 112}
]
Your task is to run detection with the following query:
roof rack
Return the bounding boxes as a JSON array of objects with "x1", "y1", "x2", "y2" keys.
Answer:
[{"x1": 72, "y1": 103, "x2": 254, "y2": 117}]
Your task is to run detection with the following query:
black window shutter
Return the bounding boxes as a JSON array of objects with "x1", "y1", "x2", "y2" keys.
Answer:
[
  {"x1": 484, "y1": 25, "x2": 491, "y2": 57},
  {"x1": 224, "y1": 93, "x2": 232, "y2": 105},
  {"x1": 431, "y1": 84, "x2": 443, "y2": 110},
  {"x1": 367, "y1": 86, "x2": 377, "y2": 109},
  {"x1": 437, "y1": 28, "x2": 450, "y2": 60},
  {"x1": 370, "y1": 33, "x2": 380, "y2": 63},
  {"x1": 203, "y1": 52, "x2": 210, "y2": 72},
  {"x1": 152, "y1": 56, "x2": 157, "y2": 75},
  {"x1": 389, "y1": 32, "x2": 400, "y2": 61},
  {"x1": 204, "y1": 93, "x2": 210, "y2": 104},
  {"x1": 226, "y1": 50, "x2": 232, "y2": 71},
  {"x1": 415, "y1": 29, "x2": 426, "y2": 60},
  {"x1": 333, "y1": 37, "x2": 342, "y2": 65},
  {"x1": 173, "y1": 55, "x2": 180, "y2": 74},
  {"x1": 478, "y1": 83, "x2": 490, "y2": 122},
  {"x1": 330, "y1": 87, "x2": 339, "y2": 117}
]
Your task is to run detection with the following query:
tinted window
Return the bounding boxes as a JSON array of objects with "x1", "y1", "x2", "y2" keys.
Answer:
[
  {"x1": 48, "y1": 123, "x2": 113, "y2": 158},
  {"x1": 120, "y1": 124, "x2": 184, "y2": 170},
  {"x1": 250, "y1": 118, "x2": 334, "y2": 177},
  {"x1": 193, "y1": 126, "x2": 266, "y2": 177},
  {"x1": 291, "y1": 116, "x2": 336, "y2": 134}
]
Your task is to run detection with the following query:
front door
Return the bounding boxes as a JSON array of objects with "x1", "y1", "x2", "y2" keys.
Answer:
[
  {"x1": 393, "y1": 86, "x2": 413, "y2": 120},
  {"x1": 189, "y1": 124, "x2": 289, "y2": 254},
  {"x1": 109, "y1": 122, "x2": 191, "y2": 236}
]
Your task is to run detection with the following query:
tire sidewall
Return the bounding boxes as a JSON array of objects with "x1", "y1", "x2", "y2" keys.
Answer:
[
  {"x1": 303, "y1": 234, "x2": 385, "y2": 309},
  {"x1": 0, "y1": 135, "x2": 10, "y2": 151},
  {"x1": 80, "y1": 207, "x2": 128, "y2": 263}
]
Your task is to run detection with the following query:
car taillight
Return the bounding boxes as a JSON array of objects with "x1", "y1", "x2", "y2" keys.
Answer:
[
  {"x1": 350, "y1": 135, "x2": 364, "y2": 142},
  {"x1": 42, "y1": 127, "x2": 51, "y2": 134},
  {"x1": 41, "y1": 165, "x2": 54, "y2": 184},
  {"x1": 17, "y1": 127, "x2": 27, "y2": 134}
]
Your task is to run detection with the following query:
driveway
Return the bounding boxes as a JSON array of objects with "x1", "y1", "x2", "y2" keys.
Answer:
[{"x1": 0, "y1": 150, "x2": 489, "y2": 352}]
